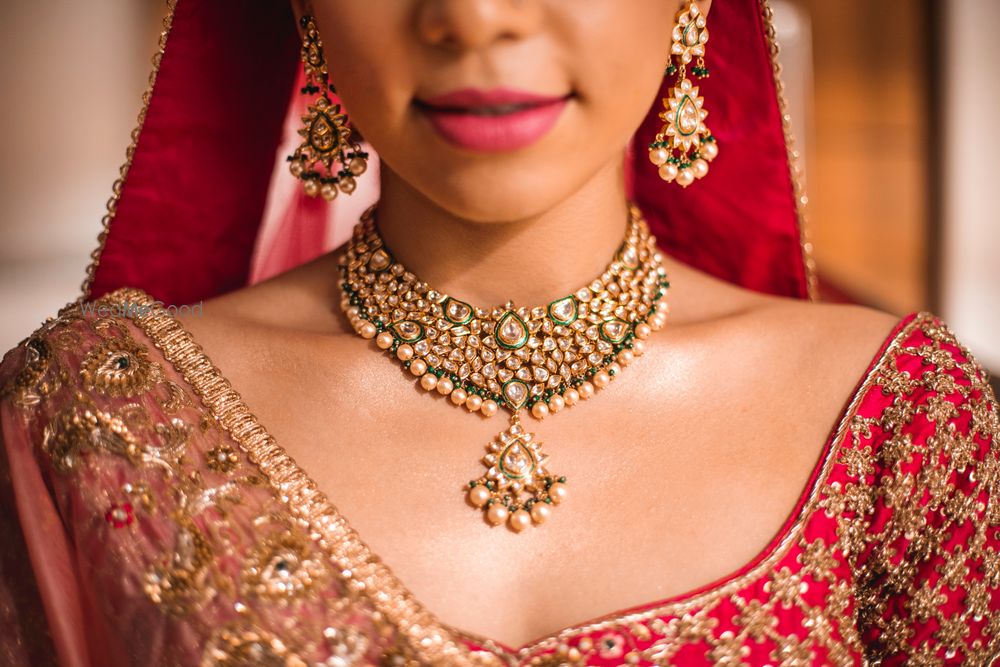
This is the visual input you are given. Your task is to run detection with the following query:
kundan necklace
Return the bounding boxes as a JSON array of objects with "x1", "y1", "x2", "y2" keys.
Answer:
[{"x1": 337, "y1": 202, "x2": 670, "y2": 532}]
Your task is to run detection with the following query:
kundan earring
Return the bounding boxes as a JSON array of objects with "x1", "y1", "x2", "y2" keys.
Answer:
[
  {"x1": 287, "y1": 15, "x2": 368, "y2": 201},
  {"x1": 648, "y1": 1, "x2": 718, "y2": 188}
]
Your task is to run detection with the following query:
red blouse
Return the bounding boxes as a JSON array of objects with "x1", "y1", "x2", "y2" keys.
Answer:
[{"x1": 1, "y1": 288, "x2": 999, "y2": 666}]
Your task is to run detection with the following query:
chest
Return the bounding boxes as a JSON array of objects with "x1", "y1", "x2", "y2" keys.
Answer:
[{"x1": 227, "y1": 334, "x2": 838, "y2": 648}]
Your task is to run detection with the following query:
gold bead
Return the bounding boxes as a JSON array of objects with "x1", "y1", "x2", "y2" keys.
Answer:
[
  {"x1": 396, "y1": 344, "x2": 414, "y2": 361},
  {"x1": 376, "y1": 332, "x2": 394, "y2": 349},
  {"x1": 349, "y1": 157, "x2": 367, "y2": 175},
  {"x1": 563, "y1": 388, "x2": 579, "y2": 406},
  {"x1": 578, "y1": 382, "x2": 595, "y2": 399},
  {"x1": 339, "y1": 176, "x2": 357, "y2": 194},
  {"x1": 321, "y1": 182, "x2": 338, "y2": 201},
  {"x1": 530, "y1": 503, "x2": 551, "y2": 524},
  {"x1": 548, "y1": 482, "x2": 568, "y2": 505},
  {"x1": 359, "y1": 322, "x2": 377, "y2": 339},
  {"x1": 592, "y1": 370, "x2": 610, "y2": 389},
  {"x1": 531, "y1": 402, "x2": 549, "y2": 420},
  {"x1": 289, "y1": 160, "x2": 304, "y2": 177},
  {"x1": 632, "y1": 339, "x2": 647, "y2": 356},
  {"x1": 480, "y1": 400, "x2": 499, "y2": 417},
  {"x1": 618, "y1": 349, "x2": 634, "y2": 366},
  {"x1": 509, "y1": 509, "x2": 531, "y2": 532},
  {"x1": 548, "y1": 395, "x2": 565, "y2": 413},
  {"x1": 409, "y1": 359, "x2": 427, "y2": 376},
  {"x1": 450, "y1": 387, "x2": 468, "y2": 405},
  {"x1": 465, "y1": 394, "x2": 483, "y2": 412},
  {"x1": 436, "y1": 377, "x2": 454, "y2": 395},
  {"x1": 468, "y1": 485, "x2": 490, "y2": 508},
  {"x1": 658, "y1": 163, "x2": 679, "y2": 182},
  {"x1": 635, "y1": 323, "x2": 651, "y2": 339},
  {"x1": 303, "y1": 179, "x2": 319, "y2": 197},
  {"x1": 486, "y1": 503, "x2": 508, "y2": 525},
  {"x1": 420, "y1": 373, "x2": 438, "y2": 391}
]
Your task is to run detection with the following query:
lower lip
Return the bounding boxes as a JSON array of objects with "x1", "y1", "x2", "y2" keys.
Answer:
[{"x1": 417, "y1": 98, "x2": 569, "y2": 152}]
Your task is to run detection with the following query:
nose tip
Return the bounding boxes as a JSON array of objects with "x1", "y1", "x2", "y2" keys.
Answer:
[{"x1": 416, "y1": 0, "x2": 539, "y2": 51}]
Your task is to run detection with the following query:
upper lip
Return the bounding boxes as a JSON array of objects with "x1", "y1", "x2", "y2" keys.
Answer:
[{"x1": 415, "y1": 87, "x2": 570, "y2": 111}]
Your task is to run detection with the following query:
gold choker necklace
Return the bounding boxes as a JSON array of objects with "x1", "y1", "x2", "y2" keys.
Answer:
[{"x1": 337, "y1": 202, "x2": 670, "y2": 532}]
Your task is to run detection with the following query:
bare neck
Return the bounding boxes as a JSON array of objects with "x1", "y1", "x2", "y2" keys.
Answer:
[{"x1": 375, "y1": 158, "x2": 631, "y2": 309}]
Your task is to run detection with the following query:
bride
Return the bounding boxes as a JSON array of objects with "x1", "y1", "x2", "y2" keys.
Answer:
[{"x1": 2, "y1": 0, "x2": 998, "y2": 664}]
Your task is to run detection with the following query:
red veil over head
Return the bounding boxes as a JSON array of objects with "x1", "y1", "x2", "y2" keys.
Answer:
[{"x1": 81, "y1": 0, "x2": 816, "y2": 305}]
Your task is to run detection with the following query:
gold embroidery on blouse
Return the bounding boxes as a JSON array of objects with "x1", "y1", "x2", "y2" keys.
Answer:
[
  {"x1": 143, "y1": 514, "x2": 216, "y2": 615},
  {"x1": 42, "y1": 404, "x2": 142, "y2": 473},
  {"x1": 241, "y1": 526, "x2": 330, "y2": 603},
  {"x1": 207, "y1": 442, "x2": 241, "y2": 474},
  {"x1": 841, "y1": 320, "x2": 1000, "y2": 665},
  {"x1": 2, "y1": 297, "x2": 440, "y2": 665},
  {"x1": 1, "y1": 336, "x2": 68, "y2": 408},
  {"x1": 108, "y1": 287, "x2": 501, "y2": 666},
  {"x1": 79, "y1": 333, "x2": 165, "y2": 397},
  {"x1": 161, "y1": 378, "x2": 194, "y2": 413},
  {"x1": 201, "y1": 622, "x2": 308, "y2": 667}
]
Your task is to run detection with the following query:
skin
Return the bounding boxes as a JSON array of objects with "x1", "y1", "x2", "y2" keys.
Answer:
[{"x1": 178, "y1": 0, "x2": 901, "y2": 649}]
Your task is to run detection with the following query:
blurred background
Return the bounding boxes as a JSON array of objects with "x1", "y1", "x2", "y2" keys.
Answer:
[{"x1": 0, "y1": 1, "x2": 998, "y2": 386}]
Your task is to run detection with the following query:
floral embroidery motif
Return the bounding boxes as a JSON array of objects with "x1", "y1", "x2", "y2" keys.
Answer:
[
  {"x1": 595, "y1": 631, "x2": 626, "y2": 659},
  {"x1": 241, "y1": 526, "x2": 329, "y2": 602},
  {"x1": 79, "y1": 333, "x2": 164, "y2": 397},
  {"x1": 105, "y1": 502, "x2": 135, "y2": 528},
  {"x1": 1, "y1": 336, "x2": 65, "y2": 408}
]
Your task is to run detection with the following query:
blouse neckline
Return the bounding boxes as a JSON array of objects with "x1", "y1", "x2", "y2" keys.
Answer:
[{"x1": 105, "y1": 287, "x2": 924, "y2": 663}]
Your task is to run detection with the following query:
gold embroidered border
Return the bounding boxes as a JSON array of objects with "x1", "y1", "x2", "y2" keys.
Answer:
[
  {"x1": 80, "y1": 0, "x2": 178, "y2": 299},
  {"x1": 102, "y1": 287, "x2": 495, "y2": 666},
  {"x1": 760, "y1": 0, "x2": 820, "y2": 302}
]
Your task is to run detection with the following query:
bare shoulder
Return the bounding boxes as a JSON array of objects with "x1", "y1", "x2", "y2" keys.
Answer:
[
  {"x1": 175, "y1": 248, "x2": 350, "y2": 378},
  {"x1": 660, "y1": 254, "x2": 904, "y2": 409},
  {"x1": 186, "y1": 249, "x2": 347, "y2": 333}
]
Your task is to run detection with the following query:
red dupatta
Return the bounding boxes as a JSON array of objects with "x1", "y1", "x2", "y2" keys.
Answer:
[{"x1": 81, "y1": 0, "x2": 815, "y2": 305}]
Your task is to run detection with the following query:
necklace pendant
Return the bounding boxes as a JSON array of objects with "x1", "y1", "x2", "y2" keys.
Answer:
[{"x1": 465, "y1": 412, "x2": 567, "y2": 533}]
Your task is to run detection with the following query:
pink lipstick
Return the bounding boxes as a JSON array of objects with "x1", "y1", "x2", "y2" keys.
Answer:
[{"x1": 414, "y1": 87, "x2": 571, "y2": 152}]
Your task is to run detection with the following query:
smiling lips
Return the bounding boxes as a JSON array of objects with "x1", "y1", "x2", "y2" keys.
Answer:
[{"x1": 414, "y1": 88, "x2": 571, "y2": 152}]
